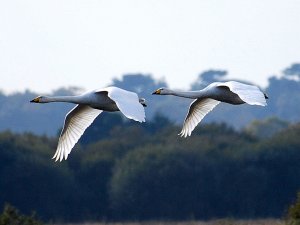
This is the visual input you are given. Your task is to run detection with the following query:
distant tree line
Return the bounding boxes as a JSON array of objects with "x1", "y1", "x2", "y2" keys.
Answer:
[
  {"x1": 0, "y1": 63, "x2": 300, "y2": 135},
  {"x1": 0, "y1": 113, "x2": 300, "y2": 222}
]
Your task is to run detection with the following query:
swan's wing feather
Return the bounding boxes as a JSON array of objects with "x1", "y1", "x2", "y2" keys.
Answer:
[
  {"x1": 179, "y1": 98, "x2": 220, "y2": 137},
  {"x1": 97, "y1": 87, "x2": 145, "y2": 122},
  {"x1": 53, "y1": 105, "x2": 102, "y2": 162},
  {"x1": 217, "y1": 81, "x2": 267, "y2": 106}
]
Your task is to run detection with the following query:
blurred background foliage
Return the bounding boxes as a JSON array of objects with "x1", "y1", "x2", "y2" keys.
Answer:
[
  {"x1": 0, "y1": 203, "x2": 43, "y2": 225},
  {"x1": 0, "y1": 118, "x2": 300, "y2": 222}
]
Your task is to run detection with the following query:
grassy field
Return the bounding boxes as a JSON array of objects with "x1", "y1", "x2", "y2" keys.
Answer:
[{"x1": 52, "y1": 219, "x2": 285, "y2": 225}]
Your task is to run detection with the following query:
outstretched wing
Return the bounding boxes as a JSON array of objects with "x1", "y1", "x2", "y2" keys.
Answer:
[
  {"x1": 99, "y1": 86, "x2": 146, "y2": 122},
  {"x1": 217, "y1": 81, "x2": 267, "y2": 106},
  {"x1": 53, "y1": 105, "x2": 102, "y2": 162},
  {"x1": 179, "y1": 98, "x2": 220, "y2": 137}
]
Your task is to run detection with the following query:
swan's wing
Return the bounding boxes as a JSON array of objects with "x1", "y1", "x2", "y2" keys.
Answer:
[
  {"x1": 53, "y1": 105, "x2": 102, "y2": 162},
  {"x1": 217, "y1": 81, "x2": 267, "y2": 106},
  {"x1": 97, "y1": 87, "x2": 145, "y2": 122},
  {"x1": 179, "y1": 98, "x2": 220, "y2": 138}
]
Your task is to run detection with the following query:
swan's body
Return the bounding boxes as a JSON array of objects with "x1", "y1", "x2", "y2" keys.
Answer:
[
  {"x1": 31, "y1": 86, "x2": 146, "y2": 161},
  {"x1": 152, "y1": 81, "x2": 268, "y2": 137}
]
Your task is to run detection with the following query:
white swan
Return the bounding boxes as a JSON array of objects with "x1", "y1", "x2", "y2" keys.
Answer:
[
  {"x1": 31, "y1": 86, "x2": 146, "y2": 161},
  {"x1": 152, "y1": 81, "x2": 268, "y2": 137}
]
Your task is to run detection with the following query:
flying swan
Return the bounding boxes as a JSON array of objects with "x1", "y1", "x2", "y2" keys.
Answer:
[
  {"x1": 152, "y1": 81, "x2": 268, "y2": 137},
  {"x1": 31, "y1": 87, "x2": 146, "y2": 161}
]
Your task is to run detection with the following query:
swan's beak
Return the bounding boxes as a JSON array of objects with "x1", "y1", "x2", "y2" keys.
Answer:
[
  {"x1": 152, "y1": 89, "x2": 161, "y2": 95},
  {"x1": 30, "y1": 97, "x2": 40, "y2": 103}
]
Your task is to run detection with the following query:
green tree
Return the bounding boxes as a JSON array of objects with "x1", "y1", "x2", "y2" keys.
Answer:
[
  {"x1": 244, "y1": 117, "x2": 290, "y2": 138},
  {"x1": 287, "y1": 192, "x2": 300, "y2": 225},
  {"x1": 0, "y1": 203, "x2": 43, "y2": 225}
]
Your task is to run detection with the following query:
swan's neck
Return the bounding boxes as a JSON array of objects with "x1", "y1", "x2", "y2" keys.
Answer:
[
  {"x1": 168, "y1": 90, "x2": 204, "y2": 99},
  {"x1": 42, "y1": 95, "x2": 84, "y2": 104}
]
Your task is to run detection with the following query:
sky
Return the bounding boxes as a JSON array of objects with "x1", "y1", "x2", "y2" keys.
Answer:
[{"x1": 0, "y1": 0, "x2": 300, "y2": 94}]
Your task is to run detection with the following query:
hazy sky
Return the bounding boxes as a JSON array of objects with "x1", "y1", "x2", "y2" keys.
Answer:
[{"x1": 1, "y1": 0, "x2": 300, "y2": 94}]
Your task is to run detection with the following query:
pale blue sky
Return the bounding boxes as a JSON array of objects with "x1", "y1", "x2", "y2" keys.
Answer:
[{"x1": 1, "y1": 0, "x2": 300, "y2": 93}]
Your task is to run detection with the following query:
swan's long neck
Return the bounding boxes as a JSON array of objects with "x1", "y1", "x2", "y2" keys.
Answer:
[
  {"x1": 167, "y1": 90, "x2": 204, "y2": 99},
  {"x1": 42, "y1": 95, "x2": 84, "y2": 104}
]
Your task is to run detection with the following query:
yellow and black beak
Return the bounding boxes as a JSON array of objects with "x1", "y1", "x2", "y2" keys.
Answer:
[
  {"x1": 30, "y1": 96, "x2": 41, "y2": 103},
  {"x1": 152, "y1": 89, "x2": 161, "y2": 95}
]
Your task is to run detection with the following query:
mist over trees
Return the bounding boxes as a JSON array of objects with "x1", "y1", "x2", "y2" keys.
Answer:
[{"x1": 0, "y1": 63, "x2": 300, "y2": 135}]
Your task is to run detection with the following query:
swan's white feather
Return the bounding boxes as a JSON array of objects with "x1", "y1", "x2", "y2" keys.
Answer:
[
  {"x1": 179, "y1": 98, "x2": 220, "y2": 137},
  {"x1": 217, "y1": 81, "x2": 267, "y2": 106},
  {"x1": 32, "y1": 86, "x2": 146, "y2": 161},
  {"x1": 53, "y1": 105, "x2": 102, "y2": 162},
  {"x1": 97, "y1": 86, "x2": 146, "y2": 122}
]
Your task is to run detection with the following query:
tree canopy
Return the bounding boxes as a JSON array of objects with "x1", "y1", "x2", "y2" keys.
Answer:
[{"x1": 0, "y1": 116, "x2": 300, "y2": 222}]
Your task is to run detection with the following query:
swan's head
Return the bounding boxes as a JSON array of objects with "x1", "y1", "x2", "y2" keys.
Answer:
[
  {"x1": 30, "y1": 96, "x2": 48, "y2": 103},
  {"x1": 139, "y1": 98, "x2": 147, "y2": 107},
  {"x1": 152, "y1": 87, "x2": 172, "y2": 95}
]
